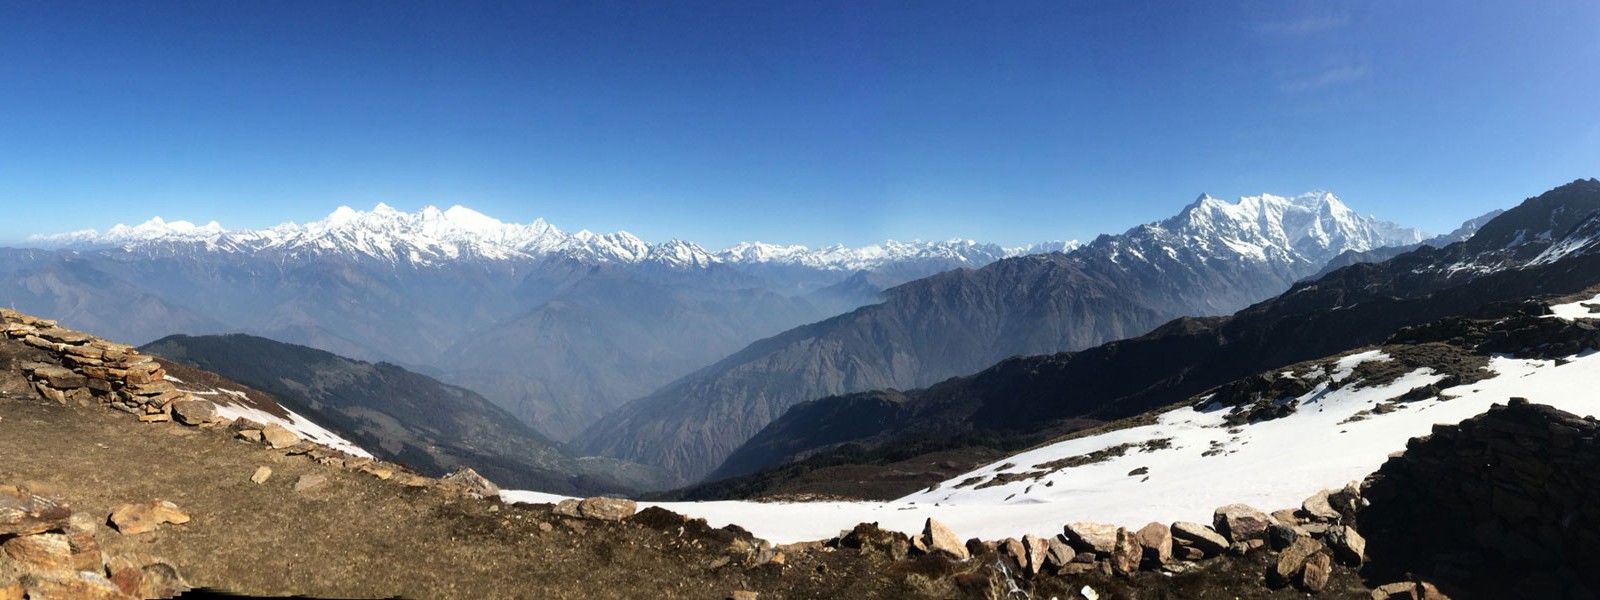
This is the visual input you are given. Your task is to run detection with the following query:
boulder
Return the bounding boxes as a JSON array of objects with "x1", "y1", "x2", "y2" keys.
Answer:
[
  {"x1": 1170, "y1": 521, "x2": 1229, "y2": 556},
  {"x1": 577, "y1": 497, "x2": 638, "y2": 521},
  {"x1": 1110, "y1": 528, "x2": 1141, "y2": 576},
  {"x1": 0, "y1": 486, "x2": 72, "y2": 536},
  {"x1": 1134, "y1": 522, "x2": 1172, "y2": 566},
  {"x1": 1301, "y1": 551, "x2": 1332, "y2": 593},
  {"x1": 553, "y1": 499, "x2": 582, "y2": 518},
  {"x1": 912, "y1": 518, "x2": 969, "y2": 560},
  {"x1": 170, "y1": 399, "x2": 217, "y2": 426},
  {"x1": 1326, "y1": 525, "x2": 1366, "y2": 565},
  {"x1": 1064, "y1": 522, "x2": 1119, "y2": 553},
  {"x1": 33, "y1": 365, "x2": 87, "y2": 390},
  {"x1": 1213, "y1": 503, "x2": 1273, "y2": 543}
]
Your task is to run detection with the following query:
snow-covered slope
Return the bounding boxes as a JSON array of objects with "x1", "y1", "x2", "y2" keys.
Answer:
[
  {"x1": 510, "y1": 292, "x2": 1600, "y2": 544},
  {"x1": 28, "y1": 203, "x2": 1072, "y2": 272}
]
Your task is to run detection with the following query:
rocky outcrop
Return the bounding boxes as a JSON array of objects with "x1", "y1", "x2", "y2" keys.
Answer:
[
  {"x1": 1361, "y1": 399, "x2": 1600, "y2": 598},
  {"x1": 2, "y1": 309, "x2": 220, "y2": 425}
]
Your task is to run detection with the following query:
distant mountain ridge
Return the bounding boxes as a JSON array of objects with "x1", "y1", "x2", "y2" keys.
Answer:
[
  {"x1": 29, "y1": 203, "x2": 1078, "y2": 272},
  {"x1": 579, "y1": 190, "x2": 1428, "y2": 485},
  {"x1": 692, "y1": 178, "x2": 1600, "y2": 499}
]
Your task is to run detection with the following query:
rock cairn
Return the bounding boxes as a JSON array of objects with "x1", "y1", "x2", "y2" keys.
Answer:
[{"x1": 2, "y1": 309, "x2": 218, "y2": 425}]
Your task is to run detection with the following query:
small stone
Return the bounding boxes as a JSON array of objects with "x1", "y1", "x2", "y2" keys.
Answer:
[
  {"x1": 1371, "y1": 582, "x2": 1419, "y2": 600},
  {"x1": 170, "y1": 399, "x2": 218, "y2": 425},
  {"x1": 1300, "y1": 551, "x2": 1332, "y2": 592},
  {"x1": 1110, "y1": 528, "x2": 1141, "y2": 576},
  {"x1": 1063, "y1": 521, "x2": 1119, "y2": 553},
  {"x1": 293, "y1": 474, "x2": 328, "y2": 493},
  {"x1": 260, "y1": 423, "x2": 300, "y2": 449},
  {"x1": 250, "y1": 466, "x2": 273, "y2": 484},
  {"x1": 358, "y1": 463, "x2": 395, "y2": 480},
  {"x1": 577, "y1": 497, "x2": 638, "y2": 521},
  {"x1": 237, "y1": 429, "x2": 263, "y2": 443},
  {"x1": 0, "y1": 584, "x2": 21, "y2": 600},
  {"x1": 912, "y1": 517, "x2": 970, "y2": 560},
  {"x1": 1213, "y1": 503, "x2": 1273, "y2": 543},
  {"x1": 137, "y1": 413, "x2": 171, "y2": 423},
  {"x1": 1135, "y1": 522, "x2": 1172, "y2": 566},
  {"x1": 108, "y1": 500, "x2": 189, "y2": 535},
  {"x1": 1170, "y1": 521, "x2": 1229, "y2": 556},
  {"x1": 1000, "y1": 537, "x2": 1026, "y2": 570},
  {"x1": 729, "y1": 591, "x2": 759, "y2": 600}
]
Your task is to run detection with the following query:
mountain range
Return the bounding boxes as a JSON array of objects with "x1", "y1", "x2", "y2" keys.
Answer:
[
  {"x1": 680, "y1": 178, "x2": 1600, "y2": 499},
  {"x1": 10, "y1": 205, "x2": 1072, "y2": 440},
  {"x1": 578, "y1": 191, "x2": 1429, "y2": 484}
]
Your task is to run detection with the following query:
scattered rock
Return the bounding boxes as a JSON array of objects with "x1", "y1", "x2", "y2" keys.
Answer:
[
  {"x1": 1046, "y1": 536, "x2": 1076, "y2": 568},
  {"x1": 1301, "y1": 551, "x2": 1332, "y2": 592},
  {"x1": 553, "y1": 499, "x2": 582, "y2": 518},
  {"x1": 577, "y1": 497, "x2": 637, "y2": 521},
  {"x1": 1064, "y1": 521, "x2": 1119, "y2": 553},
  {"x1": 169, "y1": 399, "x2": 217, "y2": 426},
  {"x1": 1271, "y1": 536, "x2": 1322, "y2": 586},
  {"x1": 293, "y1": 474, "x2": 328, "y2": 493},
  {"x1": 441, "y1": 467, "x2": 500, "y2": 498},
  {"x1": 1134, "y1": 521, "x2": 1172, "y2": 566},
  {"x1": 1325, "y1": 525, "x2": 1366, "y2": 565},
  {"x1": 728, "y1": 591, "x2": 759, "y2": 600},
  {"x1": 137, "y1": 562, "x2": 188, "y2": 599},
  {"x1": 912, "y1": 518, "x2": 969, "y2": 561},
  {"x1": 1110, "y1": 528, "x2": 1140, "y2": 576},
  {"x1": 1213, "y1": 503, "x2": 1272, "y2": 543},
  {"x1": 260, "y1": 423, "x2": 300, "y2": 449},
  {"x1": 1170, "y1": 521, "x2": 1229, "y2": 556},
  {"x1": 1000, "y1": 537, "x2": 1026, "y2": 570},
  {"x1": 250, "y1": 466, "x2": 272, "y2": 484},
  {"x1": 1302, "y1": 489, "x2": 1342, "y2": 522},
  {"x1": 1267, "y1": 522, "x2": 1302, "y2": 551},
  {"x1": 1021, "y1": 534, "x2": 1049, "y2": 575},
  {"x1": 107, "y1": 501, "x2": 189, "y2": 535}
]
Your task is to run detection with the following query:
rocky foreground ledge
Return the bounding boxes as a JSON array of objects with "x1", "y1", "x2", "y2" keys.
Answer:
[{"x1": 1, "y1": 307, "x2": 1597, "y2": 599}]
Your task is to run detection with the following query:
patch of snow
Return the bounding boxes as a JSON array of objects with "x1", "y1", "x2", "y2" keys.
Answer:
[{"x1": 1547, "y1": 293, "x2": 1600, "y2": 321}]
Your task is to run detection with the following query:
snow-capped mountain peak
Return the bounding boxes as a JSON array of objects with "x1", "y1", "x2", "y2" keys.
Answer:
[{"x1": 1137, "y1": 191, "x2": 1425, "y2": 267}]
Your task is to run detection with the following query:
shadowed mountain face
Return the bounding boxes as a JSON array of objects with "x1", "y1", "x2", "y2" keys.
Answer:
[
  {"x1": 580, "y1": 192, "x2": 1428, "y2": 485},
  {"x1": 140, "y1": 333, "x2": 671, "y2": 495},
  {"x1": 689, "y1": 179, "x2": 1600, "y2": 495}
]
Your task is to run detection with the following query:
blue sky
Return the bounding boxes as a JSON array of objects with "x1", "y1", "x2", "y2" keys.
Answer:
[{"x1": 1, "y1": 1, "x2": 1597, "y2": 248}]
